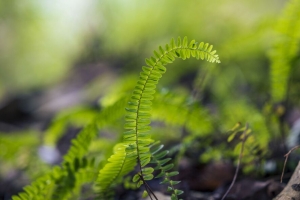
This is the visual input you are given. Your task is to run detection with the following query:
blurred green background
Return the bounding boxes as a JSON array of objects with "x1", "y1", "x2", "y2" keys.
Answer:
[
  {"x1": 0, "y1": 0, "x2": 284, "y2": 97},
  {"x1": 1, "y1": 0, "x2": 298, "y2": 198}
]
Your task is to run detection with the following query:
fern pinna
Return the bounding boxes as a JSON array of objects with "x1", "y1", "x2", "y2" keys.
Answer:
[{"x1": 96, "y1": 36, "x2": 220, "y2": 199}]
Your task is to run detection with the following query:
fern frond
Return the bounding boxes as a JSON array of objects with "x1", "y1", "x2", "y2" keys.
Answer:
[
  {"x1": 52, "y1": 116, "x2": 116, "y2": 198},
  {"x1": 126, "y1": 36, "x2": 219, "y2": 178},
  {"x1": 15, "y1": 95, "x2": 130, "y2": 199},
  {"x1": 12, "y1": 157, "x2": 96, "y2": 200},
  {"x1": 150, "y1": 143, "x2": 183, "y2": 200},
  {"x1": 95, "y1": 143, "x2": 137, "y2": 198},
  {"x1": 12, "y1": 166, "x2": 62, "y2": 200},
  {"x1": 13, "y1": 125, "x2": 98, "y2": 200},
  {"x1": 63, "y1": 124, "x2": 98, "y2": 164},
  {"x1": 96, "y1": 36, "x2": 220, "y2": 196},
  {"x1": 51, "y1": 157, "x2": 96, "y2": 200},
  {"x1": 269, "y1": 0, "x2": 300, "y2": 102}
]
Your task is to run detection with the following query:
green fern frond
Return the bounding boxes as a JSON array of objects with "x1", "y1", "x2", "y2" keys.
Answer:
[
  {"x1": 49, "y1": 123, "x2": 101, "y2": 199},
  {"x1": 13, "y1": 125, "x2": 97, "y2": 200},
  {"x1": 96, "y1": 36, "x2": 220, "y2": 197},
  {"x1": 12, "y1": 157, "x2": 96, "y2": 200},
  {"x1": 150, "y1": 143, "x2": 183, "y2": 200},
  {"x1": 63, "y1": 124, "x2": 98, "y2": 164},
  {"x1": 126, "y1": 36, "x2": 219, "y2": 186},
  {"x1": 51, "y1": 157, "x2": 96, "y2": 200},
  {"x1": 95, "y1": 143, "x2": 137, "y2": 198},
  {"x1": 269, "y1": 0, "x2": 300, "y2": 102},
  {"x1": 124, "y1": 35, "x2": 220, "y2": 158},
  {"x1": 14, "y1": 96, "x2": 130, "y2": 199},
  {"x1": 12, "y1": 166, "x2": 62, "y2": 200}
]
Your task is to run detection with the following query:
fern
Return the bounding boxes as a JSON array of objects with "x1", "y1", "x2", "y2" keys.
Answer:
[
  {"x1": 12, "y1": 157, "x2": 96, "y2": 200},
  {"x1": 12, "y1": 125, "x2": 98, "y2": 200},
  {"x1": 12, "y1": 166, "x2": 62, "y2": 200},
  {"x1": 150, "y1": 143, "x2": 183, "y2": 200},
  {"x1": 63, "y1": 124, "x2": 98, "y2": 164},
  {"x1": 13, "y1": 95, "x2": 130, "y2": 199},
  {"x1": 95, "y1": 143, "x2": 137, "y2": 198},
  {"x1": 269, "y1": 0, "x2": 300, "y2": 102},
  {"x1": 51, "y1": 157, "x2": 96, "y2": 200},
  {"x1": 96, "y1": 36, "x2": 220, "y2": 198}
]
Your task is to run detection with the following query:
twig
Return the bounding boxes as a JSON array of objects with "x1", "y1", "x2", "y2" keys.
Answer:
[
  {"x1": 221, "y1": 123, "x2": 249, "y2": 200},
  {"x1": 280, "y1": 145, "x2": 300, "y2": 183}
]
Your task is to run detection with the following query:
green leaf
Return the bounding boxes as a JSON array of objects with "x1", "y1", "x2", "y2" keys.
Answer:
[
  {"x1": 170, "y1": 38, "x2": 176, "y2": 48},
  {"x1": 204, "y1": 43, "x2": 209, "y2": 50},
  {"x1": 158, "y1": 158, "x2": 171, "y2": 166},
  {"x1": 161, "y1": 163, "x2": 174, "y2": 171},
  {"x1": 174, "y1": 189, "x2": 184, "y2": 195},
  {"x1": 161, "y1": 56, "x2": 173, "y2": 63},
  {"x1": 143, "y1": 174, "x2": 154, "y2": 181},
  {"x1": 160, "y1": 178, "x2": 170, "y2": 184},
  {"x1": 124, "y1": 129, "x2": 136, "y2": 135},
  {"x1": 154, "y1": 50, "x2": 161, "y2": 59},
  {"x1": 171, "y1": 194, "x2": 177, "y2": 200},
  {"x1": 186, "y1": 49, "x2": 191, "y2": 58},
  {"x1": 227, "y1": 132, "x2": 237, "y2": 142},
  {"x1": 142, "y1": 190, "x2": 149, "y2": 198},
  {"x1": 142, "y1": 66, "x2": 152, "y2": 73},
  {"x1": 133, "y1": 174, "x2": 140, "y2": 182},
  {"x1": 140, "y1": 157, "x2": 151, "y2": 167},
  {"x1": 159, "y1": 46, "x2": 165, "y2": 55},
  {"x1": 137, "y1": 180, "x2": 144, "y2": 188},
  {"x1": 207, "y1": 44, "x2": 213, "y2": 52},
  {"x1": 145, "y1": 58, "x2": 155, "y2": 67},
  {"x1": 151, "y1": 56, "x2": 156, "y2": 63},
  {"x1": 182, "y1": 36, "x2": 188, "y2": 47},
  {"x1": 198, "y1": 42, "x2": 204, "y2": 49},
  {"x1": 165, "y1": 43, "x2": 171, "y2": 51},
  {"x1": 142, "y1": 167, "x2": 154, "y2": 174},
  {"x1": 155, "y1": 171, "x2": 164, "y2": 178},
  {"x1": 154, "y1": 150, "x2": 169, "y2": 159},
  {"x1": 177, "y1": 37, "x2": 182, "y2": 47},
  {"x1": 189, "y1": 40, "x2": 197, "y2": 48},
  {"x1": 199, "y1": 51, "x2": 204, "y2": 60},
  {"x1": 151, "y1": 144, "x2": 164, "y2": 154},
  {"x1": 180, "y1": 49, "x2": 186, "y2": 60},
  {"x1": 166, "y1": 171, "x2": 179, "y2": 177},
  {"x1": 156, "y1": 62, "x2": 167, "y2": 72},
  {"x1": 170, "y1": 180, "x2": 181, "y2": 185}
]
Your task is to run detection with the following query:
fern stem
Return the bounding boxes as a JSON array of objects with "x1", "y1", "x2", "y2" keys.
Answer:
[{"x1": 143, "y1": 178, "x2": 158, "y2": 200}]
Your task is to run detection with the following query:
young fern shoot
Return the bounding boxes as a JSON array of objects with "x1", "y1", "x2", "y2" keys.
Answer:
[{"x1": 96, "y1": 36, "x2": 220, "y2": 199}]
